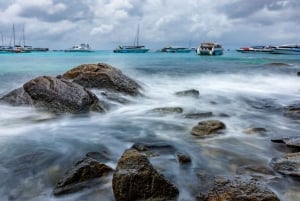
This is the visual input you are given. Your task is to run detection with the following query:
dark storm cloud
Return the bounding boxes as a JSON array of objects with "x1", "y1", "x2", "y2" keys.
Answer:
[{"x1": 220, "y1": 0, "x2": 300, "y2": 19}]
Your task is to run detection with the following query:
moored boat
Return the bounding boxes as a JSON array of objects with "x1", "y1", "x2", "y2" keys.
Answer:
[
  {"x1": 64, "y1": 43, "x2": 93, "y2": 52},
  {"x1": 236, "y1": 45, "x2": 275, "y2": 53},
  {"x1": 159, "y1": 46, "x2": 193, "y2": 53},
  {"x1": 196, "y1": 42, "x2": 223, "y2": 55},
  {"x1": 114, "y1": 25, "x2": 149, "y2": 53},
  {"x1": 272, "y1": 44, "x2": 300, "y2": 55}
]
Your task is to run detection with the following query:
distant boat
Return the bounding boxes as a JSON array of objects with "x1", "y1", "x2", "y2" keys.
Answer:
[
  {"x1": 272, "y1": 44, "x2": 300, "y2": 55},
  {"x1": 236, "y1": 45, "x2": 275, "y2": 53},
  {"x1": 64, "y1": 43, "x2": 93, "y2": 52},
  {"x1": 113, "y1": 25, "x2": 149, "y2": 53},
  {"x1": 196, "y1": 42, "x2": 223, "y2": 55},
  {"x1": 159, "y1": 46, "x2": 193, "y2": 53}
]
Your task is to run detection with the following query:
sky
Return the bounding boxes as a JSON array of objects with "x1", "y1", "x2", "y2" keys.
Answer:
[{"x1": 0, "y1": 0, "x2": 299, "y2": 50}]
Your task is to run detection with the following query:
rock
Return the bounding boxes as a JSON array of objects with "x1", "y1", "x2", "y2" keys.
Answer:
[
  {"x1": 175, "y1": 89, "x2": 199, "y2": 98},
  {"x1": 85, "y1": 151, "x2": 111, "y2": 162},
  {"x1": 271, "y1": 136, "x2": 300, "y2": 148},
  {"x1": 236, "y1": 165, "x2": 275, "y2": 177},
  {"x1": 244, "y1": 98, "x2": 282, "y2": 111},
  {"x1": 267, "y1": 62, "x2": 290, "y2": 67},
  {"x1": 0, "y1": 76, "x2": 105, "y2": 113},
  {"x1": 243, "y1": 127, "x2": 267, "y2": 135},
  {"x1": 112, "y1": 149, "x2": 179, "y2": 201},
  {"x1": 150, "y1": 107, "x2": 183, "y2": 115},
  {"x1": 62, "y1": 63, "x2": 141, "y2": 96},
  {"x1": 283, "y1": 103, "x2": 300, "y2": 119},
  {"x1": 101, "y1": 92, "x2": 130, "y2": 104},
  {"x1": 184, "y1": 112, "x2": 213, "y2": 119},
  {"x1": 196, "y1": 177, "x2": 279, "y2": 201},
  {"x1": 297, "y1": 71, "x2": 300, "y2": 76},
  {"x1": 270, "y1": 152, "x2": 300, "y2": 177},
  {"x1": 177, "y1": 153, "x2": 192, "y2": 164},
  {"x1": 191, "y1": 120, "x2": 225, "y2": 137},
  {"x1": 53, "y1": 157, "x2": 113, "y2": 195},
  {"x1": 131, "y1": 142, "x2": 176, "y2": 157}
]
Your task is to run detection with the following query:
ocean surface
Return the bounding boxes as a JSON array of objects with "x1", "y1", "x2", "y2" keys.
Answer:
[{"x1": 0, "y1": 50, "x2": 300, "y2": 201}]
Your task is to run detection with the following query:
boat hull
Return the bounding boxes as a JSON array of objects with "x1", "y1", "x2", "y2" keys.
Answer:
[
  {"x1": 113, "y1": 48, "x2": 149, "y2": 53},
  {"x1": 197, "y1": 48, "x2": 223, "y2": 56},
  {"x1": 272, "y1": 48, "x2": 300, "y2": 55}
]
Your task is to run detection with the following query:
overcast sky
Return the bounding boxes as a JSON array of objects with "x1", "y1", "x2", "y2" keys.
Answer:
[{"x1": 0, "y1": 0, "x2": 299, "y2": 50}]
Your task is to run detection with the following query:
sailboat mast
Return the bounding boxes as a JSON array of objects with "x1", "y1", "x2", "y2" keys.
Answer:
[
  {"x1": 136, "y1": 24, "x2": 140, "y2": 46},
  {"x1": 23, "y1": 26, "x2": 25, "y2": 46},
  {"x1": 13, "y1": 24, "x2": 15, "y2": 46}
]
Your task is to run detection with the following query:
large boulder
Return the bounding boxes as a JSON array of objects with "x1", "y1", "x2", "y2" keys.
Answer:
[
  {"x1": 0, "y1": 76, "x2": 105, "y2": 113},
  {"x1": 62, "y1": 63, "x2": 141, "y2": 96},
  {"x1": 191, "y1": 120, "x2": 225, "y2": 137},
  {"x1": 53, "y1": 157, "x2": 113, "y2": 195},
  {"x1": 112, "y1": 148, "x2": 179, "y2": 201},
  {"x1": 270, "y1": 152, "x2": 300, "y2": 177},
  {"x1": 196, "y1": 177, "x2": 279, "y2": 201}
]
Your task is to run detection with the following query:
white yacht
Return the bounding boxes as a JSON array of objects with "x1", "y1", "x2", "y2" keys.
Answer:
[
  {"x1": 272, "y1": 44, "x2": 300, "y2": 55},
  {"x1": 196, "y1": 42, "x2": 223, "y2": 55},
  {"x1": 64, "y1": 43, "x2": 93, "y2": 52}
]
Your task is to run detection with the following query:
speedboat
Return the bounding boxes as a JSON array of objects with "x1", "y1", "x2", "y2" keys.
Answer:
[
  {"x1": 196, "y1": 42, "x2": 223, "y2": 55},
  {"x1": 272, "y1": 44, "x2": 300, "y2": 54},
  {"x1": 64, "y1": 43, "x2": 93, "y2": 52},
  {"x1": 159, "y1": 46, "x2": 193, "y2": 53},
  {"x1": 236, "y1": 45, "x2": 275, "y2": 53}
]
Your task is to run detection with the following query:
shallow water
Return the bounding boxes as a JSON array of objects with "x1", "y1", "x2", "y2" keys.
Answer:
[{"x1": 0, "y1": 51, "x2": 300, "y2": 200}]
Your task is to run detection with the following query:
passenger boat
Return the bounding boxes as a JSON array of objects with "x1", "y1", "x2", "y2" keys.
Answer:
[
  {"x1": 196, "y1": 42, "x2": 223, "y2": 55},
  {"x1": 272, "y1": 44, "x2": 300, "y2": 55},
  {"x1": 113, "y1": 25, "x2": 149, "y2": 53},
  {"x1": 64, "y1": 43, "x2": 93, "y2": 52},
  {"x1": 236, "y1": 45, "x2": 275, "y2": 53},
  {"x1": 159, "y1": 46, "x2": 193, "y2": 53}
]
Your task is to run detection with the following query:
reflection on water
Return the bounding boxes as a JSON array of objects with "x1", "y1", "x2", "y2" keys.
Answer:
[{"x1": 0, "y1": 52, "x2": 300, "y2": 200}]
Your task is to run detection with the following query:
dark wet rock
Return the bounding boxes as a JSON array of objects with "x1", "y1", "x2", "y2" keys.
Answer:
[
  {"x1": 191, "y1": 120, "x2": 225, "y2": 137},
  {"x1": 244, "y1": 98, "x2": 282, "y2": 111},
  {"x1": 53, "y1": 157, "x2": 113, "y2": 196},
  {"x1": 184, "y1": 112, "x2": 213, "y2": 119},
  {"x1": 297, "y1": 71, "x2": 300, "y2": 76},
  {"x1": 62, "y1": 63, "x2": 141, "y2": 96},
  {"x1": 131, "y1": 142, "x2": 177, "y2": 157},
  {"x1": 236, "y1": 165, "x2": 275, "y2": 177},
  {"x1": 100, "y1": 91, "x2": 130, "y2": 104},
  {"x1": 85, "y1": 151, "x2": 111, "y2": 162},
  {"x1": 0, "y1": 87, "x2": 33, "y2": 106},
  {"x1": 218, "y1": 113, "x2": 230, "y2": 117},
  {"x1": 175, "y1": 89, "x2": 199, "y2": 98},
  {"x1": 271, "y1": 136, "x2": 300, "y2": 148},
  {"x1": 243, "y1": 127, "x2": 267, "y2": 135},
  {"x1": 283, "y1": 103, "x2": 300, "y2": 119},
  {"x1": 196, "y1": 177, "x2": 280, "y2": 201},
  {"x1": 0, "y1": 76, "x2": 105, "y2": 113},
  {"x1": 177, "y1": 153, "x2": 191, "y2": 164},
  {"x1": 112, "y1": 149, "x2": 179, "y2": 201},
  {"x1": 270, "y1": 152, "x2": 300, "y2": 177},
  {"x1": 151, "y1": 107, "x2": 183, "y2": 114},
  {"x1": 267, "y1": 62, "x2": 290, "y2": 67}
]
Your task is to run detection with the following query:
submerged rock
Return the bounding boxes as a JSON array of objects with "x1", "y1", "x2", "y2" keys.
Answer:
[
  {"x1": 150, "y1": 107, "x2": 183, "y2": 114},
  {"x1": 62, "y1": 63, "x2": 141, "y2": 96},
  {"x1": 191, "y1": 120, "x2": 225, "y2": 137},
  {"x1": 184, "y1": 112, "x2": 213, "y2": 119},
  {"x1": 112, "y1": 149, "x2": 179, "y2": 201},
  {"x1": 175, "y1": 89, "x2": 199, "y2": 98},
  {"x1": 267, "y1": 62, "x2": 290, "y2": 67},
  {"x1": 0, "y1": 76, "x2": 105, "y2": 113},
  {"x1": 271, "y1": 136, "x2": 300, "y2": 148},
  {"x1": 283, "y1": 103, "x2": 300, "y2": 119},
  {"x1": 243, "y1": 127, "x2": 267, "y2": 135},
  {"x1": 196, "y1": 177, "x2": 279, "y2": 201},
  {"x1": 270, "y1": 152, "x2": 300, "y2": 177},
  {"x1": 297, "y1": 71, "x2": 300, "y2": 76},
  {"x1": 53, "y1": 157, "x2": 113, "y2": 195},
  {"x1": 177, "y1": 153, "x2": 192, "y2": 164}
]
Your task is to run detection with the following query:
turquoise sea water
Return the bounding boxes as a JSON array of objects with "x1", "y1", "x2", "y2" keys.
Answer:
[{"x1": 0, "y1": 51, "x2": 300, "y2": 200}]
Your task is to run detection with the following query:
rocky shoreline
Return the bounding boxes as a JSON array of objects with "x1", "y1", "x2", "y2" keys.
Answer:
[{"x1": 1, "y1": 63, "x2": 300, "y2": 200}]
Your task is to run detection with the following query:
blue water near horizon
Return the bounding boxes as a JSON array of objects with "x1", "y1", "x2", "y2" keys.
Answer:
[{"x1": 0, "y1": 51, "x2": 300, "y2": 200}]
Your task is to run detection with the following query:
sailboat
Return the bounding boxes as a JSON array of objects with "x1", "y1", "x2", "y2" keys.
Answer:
[{"x1": 113, "y1": 25, "x2": 149, "y2": 53}]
